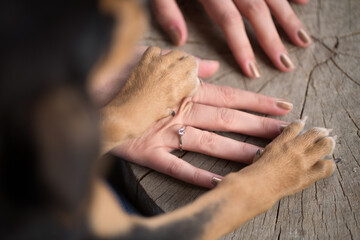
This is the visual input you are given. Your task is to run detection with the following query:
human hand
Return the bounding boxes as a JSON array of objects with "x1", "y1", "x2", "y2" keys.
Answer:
[
  {"x1": 151, "y1": 0, "x2": 312, "y2": 78},
  {"x1": 111, "y1": 82, "x2": 293, "y2": 188}
]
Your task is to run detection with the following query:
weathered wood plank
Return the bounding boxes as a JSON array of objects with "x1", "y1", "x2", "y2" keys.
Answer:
[{"x1": 116, "y1": 0, "x2": 360, "y2": 239}]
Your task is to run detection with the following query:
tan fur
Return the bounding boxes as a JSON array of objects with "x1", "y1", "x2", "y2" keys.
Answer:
[{"x1": 88, "y1": 1, "x2": 336, "y2": 239}]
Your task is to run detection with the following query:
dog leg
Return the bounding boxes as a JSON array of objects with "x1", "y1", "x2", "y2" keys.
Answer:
[
  {"x1": 89, "y1": 0, "x2": 147, "y2": 105},
  {"x1": 90, "y1": 119, "x2": 337, "y2": 239}
]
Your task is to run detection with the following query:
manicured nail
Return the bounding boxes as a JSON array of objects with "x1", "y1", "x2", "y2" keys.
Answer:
[
  {"x1": 249, "y1": 61, "x2": 261, "y2": 78},
  {"x1": 168, "y1": 27, "x2": 181, "y2": 46},
  {"x1": 298, "y1": 28, "x2": 312, "y2": 45},
  {"x1": 280, "y1": 123, "x2": 290, "y2": 131},
  {"x1": 276, "y1": 100, "x2": 293, "y2": 110},
  {"x1": 280, "y1": 53, "x2": 295, "y2": 69},
  {"x1": 256, "y1": 149, "x2": 263, "y2": 158},
  {"x1": 334, "y1": 158, "x2": 341, "y2": 163},
  {"x1": 211, "y1": 177, "x2": 223, "y2": 186}
]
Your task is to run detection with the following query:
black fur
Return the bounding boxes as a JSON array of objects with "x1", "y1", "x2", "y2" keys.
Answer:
[{"x1": 0, "y1": 0, "x2": 114, "y2": 239}]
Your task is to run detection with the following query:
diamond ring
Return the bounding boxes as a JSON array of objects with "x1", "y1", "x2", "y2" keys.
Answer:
[{"x1": 178, "y1": 127, "x2": 185, "y2": 151}]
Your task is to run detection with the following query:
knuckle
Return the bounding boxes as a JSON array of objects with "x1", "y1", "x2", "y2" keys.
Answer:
[
  {"x1": 218, "y1": 10, "x2": 242, "y2": 27},
  {"x1": 243, "y1": 0, "x2": 268, "y2": 19},
  {"x1": 217, "y1": 108, "x2": 234, "y2": 127},
  {"x1": 260, "y1": 117, "x2": 272, "y2": 132},
  {"x1": 218, "y1": 86, "x2": 235, "y2": 106},
  {"x1": 256, "y1": 94, "x2": 272, "y2": 107},
  {"x1": 191, "y1": 168, "x2": 201, "y2": 185},
  {"x1": 199, "y1": 131, "x2": 216, "y2": 150},
  {"x1": 167, "y1": 160, "x2": 182, "y2": 177}
]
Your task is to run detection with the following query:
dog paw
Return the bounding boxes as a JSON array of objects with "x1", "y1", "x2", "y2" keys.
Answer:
[
  {"x1": 136, "y1": 46, "x2": 200, "y2": 108},
  {"x1": 255, "y1": 117, "x2": 337, "y2": 197},
  {"x1": 100, "y1": 47, "x2": 199, "y2": 151}
]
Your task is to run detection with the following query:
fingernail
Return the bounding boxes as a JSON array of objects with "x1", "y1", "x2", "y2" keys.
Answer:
[
  {"x1": 334, "y1": 158, "x2": 341, "y2": 163},
  {"x1": 168, "y1": 27, "x2": 181, "y2": 46},
  {"x1": 249, "y1": 61, "x2": 261, "y2": 78},
  {"x1": 298, "y1": 28, "x2": 312, "y2": 45},
  {"x1": 276, "y1": 100, "x2": 293, "y2": 110},
  {"x1": 301, "y1": 116, "x2": 308, "y2": 123},
  {"x1": 280, "y1": 53, "x2": 296, "y2": 69},
  {"x1": 280, "y1": 123, "x2": 290, "y2": 131},
  {"x1": 256, "y1": 149, "x2": 263, "y2": 158},
  {"x1": 211, "y1": 177, "x2": 223, "y2": 186}
]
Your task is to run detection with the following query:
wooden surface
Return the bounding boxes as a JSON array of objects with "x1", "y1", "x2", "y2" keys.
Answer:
[{"x1": 120, "y1": 0, "x2": 360, "y2": 239}]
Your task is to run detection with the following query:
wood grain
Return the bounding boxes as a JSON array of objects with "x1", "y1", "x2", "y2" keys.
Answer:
[{"x1": 116, "y1": 0, "x2": 360, "y2": 239}]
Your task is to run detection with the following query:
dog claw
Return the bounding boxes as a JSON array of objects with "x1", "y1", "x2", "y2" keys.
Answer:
[
  {"x1": 300, "y1": 116, "x2": 308, "y2": 124},
  {"x1": 334, "y1": 158, "x2": 341, "y2": 163}
]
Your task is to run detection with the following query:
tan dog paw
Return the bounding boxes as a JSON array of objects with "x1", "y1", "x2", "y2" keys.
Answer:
[
  {"x1": 100, "y1": 46, "x2": 199, "y2": 153},
  {"x1": 252, "y1": 117, "x2": 337, "y2": 197}
]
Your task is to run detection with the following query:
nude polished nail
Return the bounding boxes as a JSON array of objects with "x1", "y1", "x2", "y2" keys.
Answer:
[
  {"x1": 276, "y1": 100, "x2": 293, "y2": 110},
  {"x1": 211, "y1": 177, "x2": 223, "y2": 186},
  {"x1": 280, "y1": 124, "x2": 290, "y2": 131},
  {"x1": 168, "y1": 27, "x2": 181, "y2": 46},
  {"x1": 298, "y1": 28, "x2": 312, "y2": 45},
  {"x1": 249, "y1": 61, "x2": 261, "y2": 78},
  {"x1": 280, "y1": 53, "x2": 295, "y2": 69}
]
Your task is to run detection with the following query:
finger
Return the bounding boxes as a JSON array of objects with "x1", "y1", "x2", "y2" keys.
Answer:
[
  {"x1": 151, "y1": 0, "x2": 187, "y2": 46},
  {"x1": 180, "y1": 102, "x2": 287, "y2": 139},
  {"x1": 271, "y1": 117, "x2": 307, "y2": 145},
  {"x1": 192, "y1": 82, "x2": 293, "y2": 115},
  {"x1": 234, "y1": 0, "x2": 295, "y2": 72},
  {"x1": 197, "y1": 59, "x2": 220, "y2": 79},
  {"x1": 162, "y1": 49, "x2": 220, "y2": 78},
  {"x1": 291, "y1": 0, "x2": 309, "y2": 4},
  {"x1": 198, "y1": 0, "x2": 259, "y2": 78},
  {"x1": 266, "y1": 0, "x2": 312, "y2": 47},
  {"x1": 305, "y1": 136, "x2": 336, "y2": 160},
  {"x1": 178, "y1": 126, "x2": 260, "y2": 164},
  {"x1": 149, "y1": 151, "x2": 222, "y2": 188}
]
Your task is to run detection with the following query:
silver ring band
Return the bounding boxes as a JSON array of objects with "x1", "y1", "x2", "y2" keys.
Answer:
[{"x1": 178, "y1": 127, "x2": 185, "y2": 151}]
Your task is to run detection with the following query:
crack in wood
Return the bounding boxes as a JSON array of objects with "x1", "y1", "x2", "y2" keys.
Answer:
[
  {"x1": 344, "y1": 139, "x2": 360, "y2": 167},
  {"x1": 300, "y1": 59, "x2": 328, "y2": 118},
  {"x1": 330, "y1": 58, "x2": 360, "y2": 87},
  {"x1": 255, "y1": 72, "x2": 281, "y2": 93},
  {"x1": 138, "y1": 169, "x2": 153, "y2": 183},
  {"x1": 340, "y1": 101, "x2": 360, "y2": 130}
]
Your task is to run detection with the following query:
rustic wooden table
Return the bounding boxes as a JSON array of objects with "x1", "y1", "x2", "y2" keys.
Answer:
[{"x1": 115, "y1": 0, "x2": 360, "y2": 239}]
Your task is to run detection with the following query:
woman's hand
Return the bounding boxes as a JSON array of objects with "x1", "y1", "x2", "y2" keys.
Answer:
[
  {"x1": 151, "y1": 0, "x2": 312, "y2": 77},
  {"x1": 111, "y1": 82, "x2": 293, "y2": 188}
]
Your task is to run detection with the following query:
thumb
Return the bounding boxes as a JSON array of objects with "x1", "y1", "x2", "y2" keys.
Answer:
[{"x1": 151, "y1": 0, "x2": 188, "y2": 46}]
